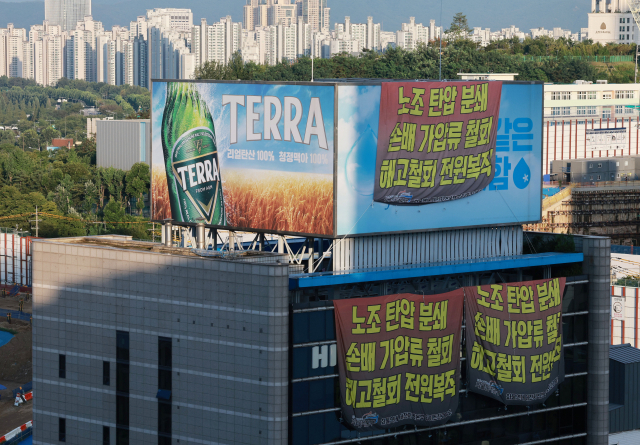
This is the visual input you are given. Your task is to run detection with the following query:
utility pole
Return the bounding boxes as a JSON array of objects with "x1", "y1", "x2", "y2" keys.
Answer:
[
  {"x1": 633, "y1": 43, "x2": 638, "y2": 83},
  {"x1": 29, "y1": 206, "x2": 41, "y2": 237}
]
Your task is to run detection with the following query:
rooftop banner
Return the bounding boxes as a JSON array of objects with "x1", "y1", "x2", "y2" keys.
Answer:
[
  {"x1": 374, "y1": 81, "x2": 502, "y2": 205},
  {"x1": 334, "y1": 291, "x2": 464, "y2": 431},
  {"x1": 465, "y1": 278, "x2": 566, "y2": 405}
]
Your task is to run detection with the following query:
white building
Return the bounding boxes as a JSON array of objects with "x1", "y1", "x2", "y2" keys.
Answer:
[
  {"x1": 542, "y1": 80, "x2": 640, "y2": 175},
  {"x1": 0, "y1": 24, "x2": 27, "y2": 78},
  {"x1": 146, "y1": 8, "x2": 194, "y2": 33},
  {"x1": 587, "y1": 0, "x2": 639, "y2": 44},
  {"x1": 192, "y1": 16, "x2": 242, "y2": 68}
]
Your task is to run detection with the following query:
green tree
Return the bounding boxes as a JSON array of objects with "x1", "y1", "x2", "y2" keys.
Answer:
[
  {"x1": 125, "y1": 162, "x2": 150, "y2": 215},
  {"x1": 446, "y1": 13, "x2": 472, "y2": 41},
  {"x1": 41, "y1": 126, "x2": 61, "y2": 146},
  {"x1": 20, "y1": 128, "x2": 40, "y2": 150}
]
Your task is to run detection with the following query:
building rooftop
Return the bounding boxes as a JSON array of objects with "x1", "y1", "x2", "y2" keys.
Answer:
[
  {"x1": 610, "y1": 344, "x2": 640, "y2": 364},
  {"x1": 34, "y1": 235, "x2": 288, "y2": 264}
]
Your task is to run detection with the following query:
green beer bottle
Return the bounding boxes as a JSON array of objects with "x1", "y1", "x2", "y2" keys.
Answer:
[{"x1": 161, "y1": 82, "x2": 225, "y2": 225}]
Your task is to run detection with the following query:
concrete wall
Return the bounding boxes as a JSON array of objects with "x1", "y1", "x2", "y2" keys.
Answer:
[
  {"x1": 32, "y1": 237, "x2": 289, "y2": 445},
  {"x1": 96, "y1": 120, "x2": 151, "y2": 171}
]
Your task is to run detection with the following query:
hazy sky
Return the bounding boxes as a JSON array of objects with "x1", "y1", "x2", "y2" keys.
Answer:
[{"x1": 2, "y1": 0, "x2": 589, "y2": 33}]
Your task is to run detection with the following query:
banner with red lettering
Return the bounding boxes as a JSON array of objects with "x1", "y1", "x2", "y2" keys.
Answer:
[
  {"x1": 334, "y1": 291, "x2": 464, "y2": 431},
  {"x1": 374, "y1": 81, "x2": 502, "y2": 205},
  {"x1": 465, "y1": 278, "x2": 566, "y2": 405}
]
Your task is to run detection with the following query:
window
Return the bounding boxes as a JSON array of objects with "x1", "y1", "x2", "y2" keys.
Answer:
[
  {"x1": 598, "y1": 163, "x2": 602, "y2": 168},
  {"x1": 551, "y1": 91, "x2": 570, "y2": 100},
  {"x1": 577, "y1": 91, "x2": 587, "y2": 100},
  {"x1": 59, "y1": 418, "x2": 66, "y2": 442},
  {"x1": 616, "y1": 90, "x2": 635, "y2": 99},
  {"x1": 589, "y1": 163, "x2": 593, "y2": 168},
  {"x1": 577, "y1": 106, "x2": 586, "y2": 115},
  {"x1": 620, "y1": 26, "x2": 626, "y2": 32},
  {"x1": 103, "y1": 361, "x2": 110, "y2": 386},
  {"x1": 603, "y1": 92, "x2": 612, "y2": 99},
  {"x1": 551, "y1": 107, "x2": 561, "y2": 116},
  {"x1": 620, "y1": 34, "x2": 625, "y2": 40},
  {"x1": 116, "y1": 363, "x2": 129, "y2": 394},
  {"x1": 626, "y1": 161, "x2": 629, "y2": 166},
  {"x1": 103, "y1": 426, "x2": 110, "y2": 445},
  {"x1": 616, "y1": 105, "x2": 623, "y2": 114},
  {"x1": 617, "y1": 161, "x2": 620, "y2": 166},
  {"x1": 589, "y1": 91, "x2": 597, "y2": 99},
  {"x1": 598, "y1": 175, "x2": 602, "y2": 180},
  {"x1": 617, "y1": 173, "x2": 621, "y2": 178},
  {"x1": 59, "y1": 354, "x2": 66, "y2": 379},
  {"x1": 603, "y1": 108, "x2": 611, "y2": 118},
  {"x1": 116, "y1": 331, "x2": 129, "y2": 362},
  {"x1": 587, "y1": 106, "x2": 597, "y2": 115},
  {"x1": 561, "y1": 107, "x2": 571, "y2": 115},
  {"x1": 626, "y1": 106, "x2": 635, "y2": 114}
]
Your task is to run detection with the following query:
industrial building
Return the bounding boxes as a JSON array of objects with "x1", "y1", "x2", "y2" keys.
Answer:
[
  {"x1": 30, "y1": 228, "x2": 609, "y2": 445},
  {"x1": 96, "y1": 119, "x2": 151, "y2": 171},
  {"x1": 551, "y1": 157, "x2": 640, "y2": 183}
]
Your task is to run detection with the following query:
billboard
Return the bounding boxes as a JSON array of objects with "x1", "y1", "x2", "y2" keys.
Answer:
[
  {"x1": 334, "y1": 291, "x2": 464, "y2": 431},
  {"x1": 465, "y1": 278, "x2": 566, "y2": 405},
  {"x1": 586, "y1": 128, "x2": 627, "y2": 151},
  {"x1": 336, "y1": 82, "x2": 543, "y2": 236},
  {"x1": 152, "y1": 81, "x2": 335, "y2": 236},
  {"x1": 152, "y1": 80, "x2": 543, "y2": 237}
]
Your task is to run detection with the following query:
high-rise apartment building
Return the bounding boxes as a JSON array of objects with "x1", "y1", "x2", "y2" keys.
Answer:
[
  {"x1": 191, "y1": 16, "x2": 242, "y2": 68},
  {"x1": 302, "y1": 0, "x2": 329, "y2": 32},
  {"x1": 0, "y1": 24, "x2": 27, "y2": 78},
  {"x1": 396, "y1": 17, "x2": 431, "y2": 50},
  {"x1": 44, "y1": 0, "x2": 92, "y2": 32}
]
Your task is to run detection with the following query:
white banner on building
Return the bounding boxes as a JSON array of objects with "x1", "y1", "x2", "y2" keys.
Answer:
[
  {"x1": 586, "y1": 128, "x2": 627, "y2": 151},
  {"x1": 612, "y1": 296, "x2": 625, "y2": 320}
]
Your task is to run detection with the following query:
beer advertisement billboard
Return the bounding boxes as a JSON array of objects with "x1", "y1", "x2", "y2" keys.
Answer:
[
  {"x1": 334, "y1": 291, "x2": 464, "y2": 431},
  {"x1": 151, "y1": 81, "x2": 335, "y2": 236},
  {"x1": 465, "y1": 278, "x2": 566, "y2": 405},
  {"x1": 152, "y1": 80, "x2": 542, "y2": 237}
]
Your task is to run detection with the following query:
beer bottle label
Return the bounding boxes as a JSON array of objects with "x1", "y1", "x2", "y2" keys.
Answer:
[{"x1": 170, "y1": 126, "x2": 222, "y2": 224}]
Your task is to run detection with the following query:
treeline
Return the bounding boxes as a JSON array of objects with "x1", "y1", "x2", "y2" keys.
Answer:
[
  {"x1": 195, "y1": 39, "x2": 636, "y2": 84},
  {"x1": 485, "y1": 36, "x2": 638, "y2": 56},
  {"x1": 0, "y1": 142, "x2": 151, "y2": 238},
  {"x1": 0, "y1": 78, "x2": 152, "y2": 239}
]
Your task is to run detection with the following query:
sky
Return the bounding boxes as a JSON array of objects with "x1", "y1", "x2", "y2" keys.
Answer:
[{"x1": 1, "y1": 0, "x2": 589, "y2": 34}]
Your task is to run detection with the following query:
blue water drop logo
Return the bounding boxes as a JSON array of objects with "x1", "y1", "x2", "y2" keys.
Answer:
[{"x1": 512, "y1": 158, "x2": 531, "y2": 190}]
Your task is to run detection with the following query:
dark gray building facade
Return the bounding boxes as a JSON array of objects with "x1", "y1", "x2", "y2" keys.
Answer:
[{"x1": 31, "y1": 232, "x2": 610, "y2": 445}]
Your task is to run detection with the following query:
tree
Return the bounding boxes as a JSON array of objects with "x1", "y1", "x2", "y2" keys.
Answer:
[
  {"x1": 125, "y1": 162, "x2": 150, "y2": 215},
  {"x1": 0, "y1": 130, "x2": 16, "y2": 146},
  {"x1": 446, "y1": 13, "x2": 472, "y2": 41},
  {"x1": 41, "y1": 126, "x2": 61, "y2": 146},
  {"x1": 19, "y1": 129, "x2": 40, "y2": 150}
]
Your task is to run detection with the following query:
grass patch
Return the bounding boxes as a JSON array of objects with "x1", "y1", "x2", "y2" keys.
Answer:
[{"x1": 0, "y1": 326, "x2": 17, "y2": 335}]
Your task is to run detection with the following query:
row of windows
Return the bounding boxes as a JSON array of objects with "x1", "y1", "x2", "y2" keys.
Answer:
[
  {"x1": 551, "y1": 90, "x2": 636, "y2": 100},
  {"x1": 550, "y1": 106, "x2": 635, "y2": 117},
  {"x1": 292, "y1": 383, "x2": 588, "y2": 445}
]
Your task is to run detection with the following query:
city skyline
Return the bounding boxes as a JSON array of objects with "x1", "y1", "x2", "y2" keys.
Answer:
[{"x1": 1, "y1": 0, "x2": 588, "y2": 34}]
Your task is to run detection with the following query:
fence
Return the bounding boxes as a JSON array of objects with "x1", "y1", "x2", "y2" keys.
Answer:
[
  {"x1": 612, "y1": 245, "x2": 640, "y2": 255},
  {"x1": 0, "y1": 229, "x2": 33, "y2": 288},
  {"x1": 519, "y1": 55, "x2": 634, "y2": 63},
  {"x1": 543, "y1": 117, "x2": 640, "y2": 177}
]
